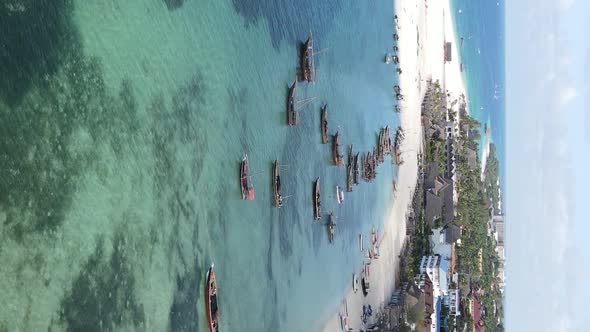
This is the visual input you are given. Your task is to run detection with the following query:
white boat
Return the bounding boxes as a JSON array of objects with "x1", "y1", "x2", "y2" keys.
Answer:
[
  {"x1": 336, "y1": 185, "x2": 344, "y2": 204},
  {"x1": 384, "y1": 53, "x2": 394, "y2": 64},
  {"x1": 353, "y1": 273, "x2": 359, "y2": 293},
  {"x1": 359, "y1": 234, "x2": 363, "y2": 252}
]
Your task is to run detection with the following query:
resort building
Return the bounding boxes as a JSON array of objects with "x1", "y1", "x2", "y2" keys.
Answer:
[
  {"x1": 448, "y1": 288, "x2": 461, "y2": 316},
  {"x1": 419, "y1": 255, "x2": 449, "y2": 297}
]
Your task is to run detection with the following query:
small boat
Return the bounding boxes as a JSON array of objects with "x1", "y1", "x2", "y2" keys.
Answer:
[
  {"x1": 205, "y1": 264, "x2": 219, "y2": 332},
  {"x1": 385, "y1": 53, "x2": 394, "y2": 64},
  {"x1": 313, "y1": 177, "x2": 321, "y2": 220},
  {"x1": 332, "y1": 131, "x2": 343, "y2": 166},
  {"x1": 353, "y1": 152, "x2": 360, "y2": 185},
  {"x1": 328, "y1": 211, "x2": 336, "y2": 243},
  {"x1": 336, "y1": 185, "x2": 344, "y2": 204},
  {"x1": 346, "y1": 144, "x2": 354, "y2": 192},
  {"x1": 320, "y1": 105, "x2": 328, "y2": 144},
  {"x1": 273, "y1": 160, "x2": 283, "y2": 208},
  {"x1": 286, "y1": 80, "x2": 298, "y2": 126},
  {"x1": 240, "y1": 154, "x2": 255, "y2": 200},
  {"x1": 359, "y1": 234, "x2": 363, "y2": 252},
  {"x1": 353, "y1": 273, "x2": 359, "y2": 293},
  {"x1": 300, "y1": 33, "x2": 315, "y2": 82}
]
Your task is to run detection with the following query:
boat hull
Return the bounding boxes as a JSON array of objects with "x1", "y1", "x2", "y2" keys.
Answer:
[{"x1": 205, "y1": 265, "x2": 219, "y2": 332}]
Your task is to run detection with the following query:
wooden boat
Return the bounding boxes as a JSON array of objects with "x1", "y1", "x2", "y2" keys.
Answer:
[
  {"x1": 336, "y1": 185, "x2": 344, "y2": 204},
  {"x1": 300, "y1": 33, "x2": 315, "y2": 82},
  {"x1": 353, "y1": 152, "x2": 360, "y2": 185},
  {"x1": 332, "y1": 131, "x2": 343, "y2": 166},
  {"x1": 346, "y1": 145, "x2": 354, "y2": 192},
  {"x1": 205, "y1": 264, "x2": 219, "y2": 332},
  {"x1": 320, "y1": 105, "x2": 328, "y2": 144},
  {"x1": 313, "y1": 177, "x2": 321, "y2": 220},
  {"x1": 273, "y1": 160, "x2": 283, "y2": 208},
  {"x1": 240, "y1": 154, "x2": 255, "y2": 200},
  {"x1": 286, "y1": 80, "x2": 298, "y2": 126},
  {"x1": 328, "y1": 211, "x2": 336, "y2": 243}
]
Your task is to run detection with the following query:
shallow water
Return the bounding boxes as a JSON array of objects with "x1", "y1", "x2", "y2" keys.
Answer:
[
  {"x1": 0, "y1": 0, "x2": 400, "y2": 331},
  {"x1": 450, "y1": 0, "x2": 506, "y2": 184}
]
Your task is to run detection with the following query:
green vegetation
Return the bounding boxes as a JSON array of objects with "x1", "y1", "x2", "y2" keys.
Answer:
[
  {"x1": 483, "y1": 144, "x2": 500, "y2": 210},
  {"x1": 407, "y1": 209, "x2": 432, "y2": 278},
  {"x1": 452, "y1": 120, "x2": 503, "y2": 331}
]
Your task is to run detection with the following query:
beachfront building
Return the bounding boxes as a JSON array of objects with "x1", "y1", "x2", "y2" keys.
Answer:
[
  {"x1": 490, "y1": 215, "x2": 506, "y2": 292},
  {"x1": 424, "y1": 173, "x2": 454, "y2": 228},
  {"x1": 419, "y1": 255, "x2": 449, "y2": 297},
  {"x1": 448, "y1": 288, "x2": 461, "y2": 316},
  {"x1": 417, "y1": 273, "x2": 438, "y2": 332}
]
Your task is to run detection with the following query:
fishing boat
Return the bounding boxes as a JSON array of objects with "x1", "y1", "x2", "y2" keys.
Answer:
[
  {"x1": 346, "y1": 162, "x2": 354, "y2": 192},
  {"x1": 328, "y1": 211, "x2": 336, "y2": 243},
  {"x1": 353, "y1": 152, "x2": 360, "y2": 185},
  {"x1": 286, "y1": 80, "x2": 298, "y2": 126},
  {"x1": 336, "y1": 185, "x2": 344, "y2": 204},
  {"x1": 346, "y1": 145, "x2": 354, "y2": 192},
  {"x1": 332, "y1": 131, "x2": 343, "y2": 166},
  {"x1": 300, "y1": 33, "x2": 316, "y2": 82},
  {"x1": 313, "y1": 177, "x2": 321, "y2": 220},
  {"x1": 240, "y1": 154, "x2": 255, "y2": 200},
  {"x1": 205, "y1": 264, "x2": 219, "y2": 332},
  {"x1": 320, "y1": 105, "x2": 328, "y2": 144},
  {"x1": 273, "y1": 160, "x2": 283, "y2": 208}
]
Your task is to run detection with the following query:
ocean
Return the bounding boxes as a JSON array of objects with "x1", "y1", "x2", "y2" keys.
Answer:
[
  {"x1": 450, "y1": 0, "x2": 506, "y2": 187},
  {"x1": 0, "y1": 0, "x2": 400, "y2": 331}
]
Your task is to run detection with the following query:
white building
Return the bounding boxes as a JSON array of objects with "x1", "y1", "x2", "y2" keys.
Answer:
[
  {"x1": 419, "y1": 255, "x2": 449, "y2": 297},
  {"x1": 448, "y1": 289, "x2": 460, "y2": 316}
]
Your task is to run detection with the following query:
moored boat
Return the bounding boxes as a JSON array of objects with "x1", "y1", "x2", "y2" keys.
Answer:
[
  {"x1": 286, "y1": 80, "x2": 298, "y2": 126},
  {"x1": 205, "y1": 264, "x2": 219, "y2": 332},
  {"x1": 328, "y1": 211, "x2": 336, "y2": 243},
  {"x1": 332, "y1": 131, "x2": 343, "y2": 166},
  {"x1": 300, "y1": 33, "x2": 315, "y2": 82},
  {"x1": 320, "y1": 105, "x2": 328, "y2": 144},
  {"x1": 313, "y1": 177, "x2": 321, "y2": 220},
  {"x1": 353, "y1": 152, "x2": 360, "y2": 185},
  {"x1": 273, "y1": 160, "x2": 283, "y2": 208},
  {"x1": 240, "y1": 154, "x2": 255, "y2": 200},
  {"x1": 336, "y1": 185, "x2": 344, "y2": 204}
]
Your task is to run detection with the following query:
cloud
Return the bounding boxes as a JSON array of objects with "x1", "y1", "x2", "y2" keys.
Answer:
[
  {"x1": 558, "y1": 0, "x2": 575, "y2": 11},
  {"x1": 559, "y1": 86, "x2": 578, "y2": 105}
]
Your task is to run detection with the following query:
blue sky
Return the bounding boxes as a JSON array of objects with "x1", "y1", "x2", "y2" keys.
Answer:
[{"x1": 506, "y1": 0, "x2": 590, "y2": 330}]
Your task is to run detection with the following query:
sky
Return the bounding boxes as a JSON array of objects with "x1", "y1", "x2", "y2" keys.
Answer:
[{"x1": 506, "y1": 0, "x2": 590, "y2": 331}]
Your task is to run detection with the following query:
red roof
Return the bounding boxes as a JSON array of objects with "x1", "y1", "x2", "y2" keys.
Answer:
[{"x1": 473, "y1": 299, "x2": 485, "y2": 332}]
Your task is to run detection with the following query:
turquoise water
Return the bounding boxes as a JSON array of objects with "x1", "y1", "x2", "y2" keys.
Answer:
[
  {"x1": 0, "y1": 0, "x2": 399, "y2": 331},
  {"x1": 450, "y1": 0, "x2": 506, "y2": 186}
]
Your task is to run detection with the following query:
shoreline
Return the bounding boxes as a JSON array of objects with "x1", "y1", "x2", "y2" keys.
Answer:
[{"x1": 318, "y1": 0, "x2": 468, "y2": 330}]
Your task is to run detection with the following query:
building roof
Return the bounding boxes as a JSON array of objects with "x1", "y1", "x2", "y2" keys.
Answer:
[
  {"x1": 441, "y1": 179, "x2": 454, "y2": 224},
  {"x1": 424, "y1": 162, "x2": 439, "y2": 189},
  {"x1": 435, "y1": 297, "x2": 442, "y2": 332},
  {"x1": 433, "y1": 176, "x2": 449, "y2": 195},
  {"x1": 444, "y1": 223, "x2": 462, "y2": 244},
  {"x1": 425, "y1": 191, "x2": 443, "y2": 227},
  {"x1": 439, "y1": 259, "x2": 449, "y2": 294},
  {"x1": 494, "y1": 221, "x2": 505, "y2": 245}
]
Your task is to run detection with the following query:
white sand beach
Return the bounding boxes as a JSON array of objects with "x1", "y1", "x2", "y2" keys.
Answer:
[{"x1": 318, "y1": 0, "x2": 467, "y2": 331}]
